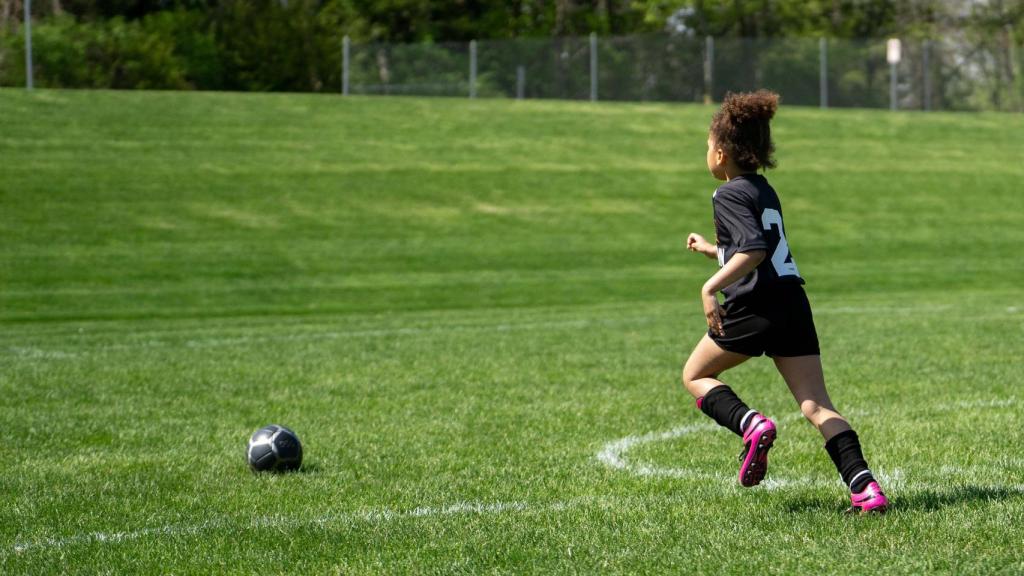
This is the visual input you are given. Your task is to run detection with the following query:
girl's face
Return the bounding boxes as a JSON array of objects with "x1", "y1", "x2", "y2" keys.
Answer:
[{"x1": 706, "y1": 135, "x2": 727, "y2": 181}]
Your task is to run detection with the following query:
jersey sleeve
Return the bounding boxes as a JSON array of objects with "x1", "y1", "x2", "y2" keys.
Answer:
[{"x1": 714, "y1": 190, "x2": 767, "y2": 253}]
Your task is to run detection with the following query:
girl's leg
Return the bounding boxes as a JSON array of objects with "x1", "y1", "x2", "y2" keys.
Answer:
[
  {"x1": 773, "y1": 355, "x2": 888, "y2": 512},
  {"x1": 682, "y1": 334, "x2": 750, "y2": 399},
  {"x1": 771, "y1": 354, "x2": 849, "y2": 441},
  {"x1": 683, "y1": 334, "x2": 776, "y2": 487}
]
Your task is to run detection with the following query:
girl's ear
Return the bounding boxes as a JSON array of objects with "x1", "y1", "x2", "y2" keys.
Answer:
[{"x1": 715, "y1": 147, "x2": 726, "y2": 166}]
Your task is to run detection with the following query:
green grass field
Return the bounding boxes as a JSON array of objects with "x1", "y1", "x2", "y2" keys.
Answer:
[{"x1": 1, "y1": 89, "x2": 1023, "y2": 574}]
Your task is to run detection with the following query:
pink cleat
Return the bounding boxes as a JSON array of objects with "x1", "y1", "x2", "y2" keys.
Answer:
[
  {"x1": 849, "y1": 481, "x2": 889, "y2": 514},
  {"x1": 738, "y1": 414, "x2": 776, "y2": 487}
]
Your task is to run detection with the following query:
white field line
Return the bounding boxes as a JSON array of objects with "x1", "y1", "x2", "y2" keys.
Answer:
[
  {"x1": 596, "y1": 398, "x2": 1019, "y2": 487},
  {"x1": 12, "y1": 474, "x2": 1024, "y2": 556},
  {"x1": 0, "y1": 302, "x2": 654, "y2": 347},
  {"x1": 3, "y1": 302, "x2": 1019, "y2": 359},
  {"x1": 2, "y1": 316, "x2": 658, "y2": 359},
  {"x1": 9, "y1": 495, "x2": 652, "y2": 555},
  {"x1": 9, "y1": 391, "x2": 1023, "y2": 557},
  {"x1": 935, "y1": 397, "x2": 1019, "y2": 410},
  {"x1": 595, "y1": 413, "x2": 844, "y2": 489},
  {"x1": 812, "y1": 303, "x2": 952, "y2": 315},
  {"x1": 11, "y1": 500, "x2": 540, "y2": 554}
]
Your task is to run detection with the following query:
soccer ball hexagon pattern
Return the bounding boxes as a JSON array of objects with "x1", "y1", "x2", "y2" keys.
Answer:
[{"x1": 247, "y1": 424, "x2": 303, "y2": 472}]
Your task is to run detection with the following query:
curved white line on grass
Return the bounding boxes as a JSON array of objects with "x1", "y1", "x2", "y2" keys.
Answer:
[
  {"x1": 597, "y1": 398, "x2": 1018, "y2": 487},
  {"x1": 596, "y1": 413, "x2": 827, "y2": 489},
  {"x1": 596, "y1": 421, "x2": 717, "y2": 474}
]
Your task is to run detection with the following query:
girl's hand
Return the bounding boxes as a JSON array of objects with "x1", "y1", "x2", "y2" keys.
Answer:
[
  {"x1": 686, "y1": 233, "x2": 716, "y2": 259},
  {"x1": 702, "y1": 289, "x2": 726, "y2": 337}
]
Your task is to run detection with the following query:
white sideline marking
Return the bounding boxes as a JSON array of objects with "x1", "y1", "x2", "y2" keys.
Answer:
[
  {"x1": 4, "y1": 301, "x2": 1018, "y2": 358},
  {"x1": 12, "y1": 500, "x2": 540, "y2": 553},
  {"x1": 3, "y1": 316, "x2": 657, "y2": 359},
  {"x1": 13, "y1": 475, "x2": 1024, "y2": 554},
  {"x1": 937, "y1": 397, "x2": 1018, "y2": 410},
  {"x1": 4, "y1": 346, "x2": 78, "y2": 360},
  {"x1": 812, "y1": 304, "x2": 953, "y2": 315}
]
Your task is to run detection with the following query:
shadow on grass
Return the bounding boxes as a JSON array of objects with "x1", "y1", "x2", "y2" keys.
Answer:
[
  {"x1": 783, "y1": 484, "x2": 1024, "y2": 514},
  {"x1": 296, "y1": 461, "x2": 323, "y2": 474},
  {"x1": 895, "y1": 485, "x2": 1024, "y2": 512},
  {"x1": 248, "y1": 461, "x2": 323, "y2": 476}
]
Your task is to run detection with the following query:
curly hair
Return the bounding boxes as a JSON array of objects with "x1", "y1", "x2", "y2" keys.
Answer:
[{"x1": 710, "y1": 90, "x2": 779, "y2": 172}]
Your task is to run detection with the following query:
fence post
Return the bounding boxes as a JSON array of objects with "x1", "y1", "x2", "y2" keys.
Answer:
[
  {"x1": 704, "y1": 36, "x2": 714, "y2": 104},
  {"x1": 819, "y1": 37, "x2": 828, "y2": 108},
  {"x1": 24, "y1": 0, "x2": 34, "y2": 90},
  {"x1": 516, "y1": 65, "x2": 525, "y2": 100},
  {"x1": 469, "y1": 40, "x2": 477, "y2": 99},
  {"x1": 1008, "y1": 25, "x2": 1021, "y2": 112},
  {"x1": 890, "y1": 61, "x2": 897, "y2": 110},
  {"x1": 590, "y1": 32, "x2": 598, "y2": 102},
  {"x1": 342, "y1": 35, "x2": 350, "y2": 95},
  {"x1": 922, "y1": 39, "x2": 931, "y2": 111}
]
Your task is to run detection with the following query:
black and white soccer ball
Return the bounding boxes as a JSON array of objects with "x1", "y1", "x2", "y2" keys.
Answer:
[{"x1": 247, "y1": 424, "x2": 303, "y2": 472}]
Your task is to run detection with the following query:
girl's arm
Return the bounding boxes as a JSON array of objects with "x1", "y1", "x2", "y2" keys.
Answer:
[{"x1": 701, "y1": 250, "x2": 766, "y2": 336}]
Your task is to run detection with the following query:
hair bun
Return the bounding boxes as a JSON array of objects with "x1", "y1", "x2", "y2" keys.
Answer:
[{"x1": 722, "y1": 90, "x2": 778, "y2": 123}]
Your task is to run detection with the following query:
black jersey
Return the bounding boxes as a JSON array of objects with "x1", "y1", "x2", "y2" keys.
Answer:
[{"x1": 712, "y1": 173, "x2": 804, "y2": 303}]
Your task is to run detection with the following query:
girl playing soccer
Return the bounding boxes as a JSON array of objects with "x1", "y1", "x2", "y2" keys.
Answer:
[{"x1": 682, "y1": 90, "x2": 888, "y2": 513}]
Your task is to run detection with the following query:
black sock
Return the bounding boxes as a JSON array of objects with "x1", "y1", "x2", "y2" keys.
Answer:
[
  {"x1": 697, "y1": 385, "x2": 753, "y2": 437},
  {"x1": 824, "y1": 429, "x2": 875, "y2": 492}
]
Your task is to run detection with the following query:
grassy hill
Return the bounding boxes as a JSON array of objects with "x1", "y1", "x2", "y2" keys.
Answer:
[{"x1": 1, "y1": 90, "x2": 1022, "y2": 574}]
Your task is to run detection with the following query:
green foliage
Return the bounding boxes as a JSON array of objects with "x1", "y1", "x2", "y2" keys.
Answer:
[
  {"x1": 0, "y1": 10, "x2": 230, "y2": 90},
  {"x1": 631, "y1": 0, "x2": 1020, "y2": 43},
  {"x1": 143, "y1": 10, "x2": 224, "y2": 90},
  {"x1": 52, "y1": 15, "x2": 187, "y2": 89}
]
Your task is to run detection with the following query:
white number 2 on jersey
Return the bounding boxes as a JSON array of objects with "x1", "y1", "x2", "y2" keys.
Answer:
[{"x1": 761, "y1": 208, "x2": 800, "y2": 277}]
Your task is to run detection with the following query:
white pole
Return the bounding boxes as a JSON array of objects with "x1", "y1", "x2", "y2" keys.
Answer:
[
  {"x1": 469, "y1": 40, "x2": 477, "y2": 98},
  {"x1": 24, "y1": 0, "x2": 34, "y2": 90},
  {"x1": 516, "y1": 65, "x2": 525, "y2": 100},
  {"x1": 590, "y1": 32, "x2": 598, "y2": 102},
  {"x1": 342, "y1": 35, "x2": 350, "y2": 95},
  {"x1": 819, "y1": 37, "x2": 827, "y2": 108}
]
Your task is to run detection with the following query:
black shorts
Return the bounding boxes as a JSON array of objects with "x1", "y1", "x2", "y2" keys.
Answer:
[{"x1": 709, "y1": 284, "x2": 820, "y2": 358}]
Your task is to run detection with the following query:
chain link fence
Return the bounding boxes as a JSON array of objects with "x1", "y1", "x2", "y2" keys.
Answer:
[
  {"x1": 343, "y1": 33, "x2": 1023, "y2": 112},
  {"x1": 2, "y1": 26, "x2": 1021, "y2": 111}
]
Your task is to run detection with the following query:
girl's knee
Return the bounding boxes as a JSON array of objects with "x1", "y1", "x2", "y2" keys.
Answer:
[
  {"x1": 799, "y1": 399, "x2": 846, "y2": 429},
  {"x1": 681, "y1": 361, "x2": 714, "y2": 390},
  {"x1": 799, "y1": 399, "x2": 825, "y2": 422}
]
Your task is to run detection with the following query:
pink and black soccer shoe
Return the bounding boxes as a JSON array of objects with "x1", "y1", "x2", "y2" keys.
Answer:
[
  {"x1": 849, "y1": 481, "x2": 889, "y2": 514},
  {"x1": 738, "y1": 414, "x2": 776, "y2": 487}
]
